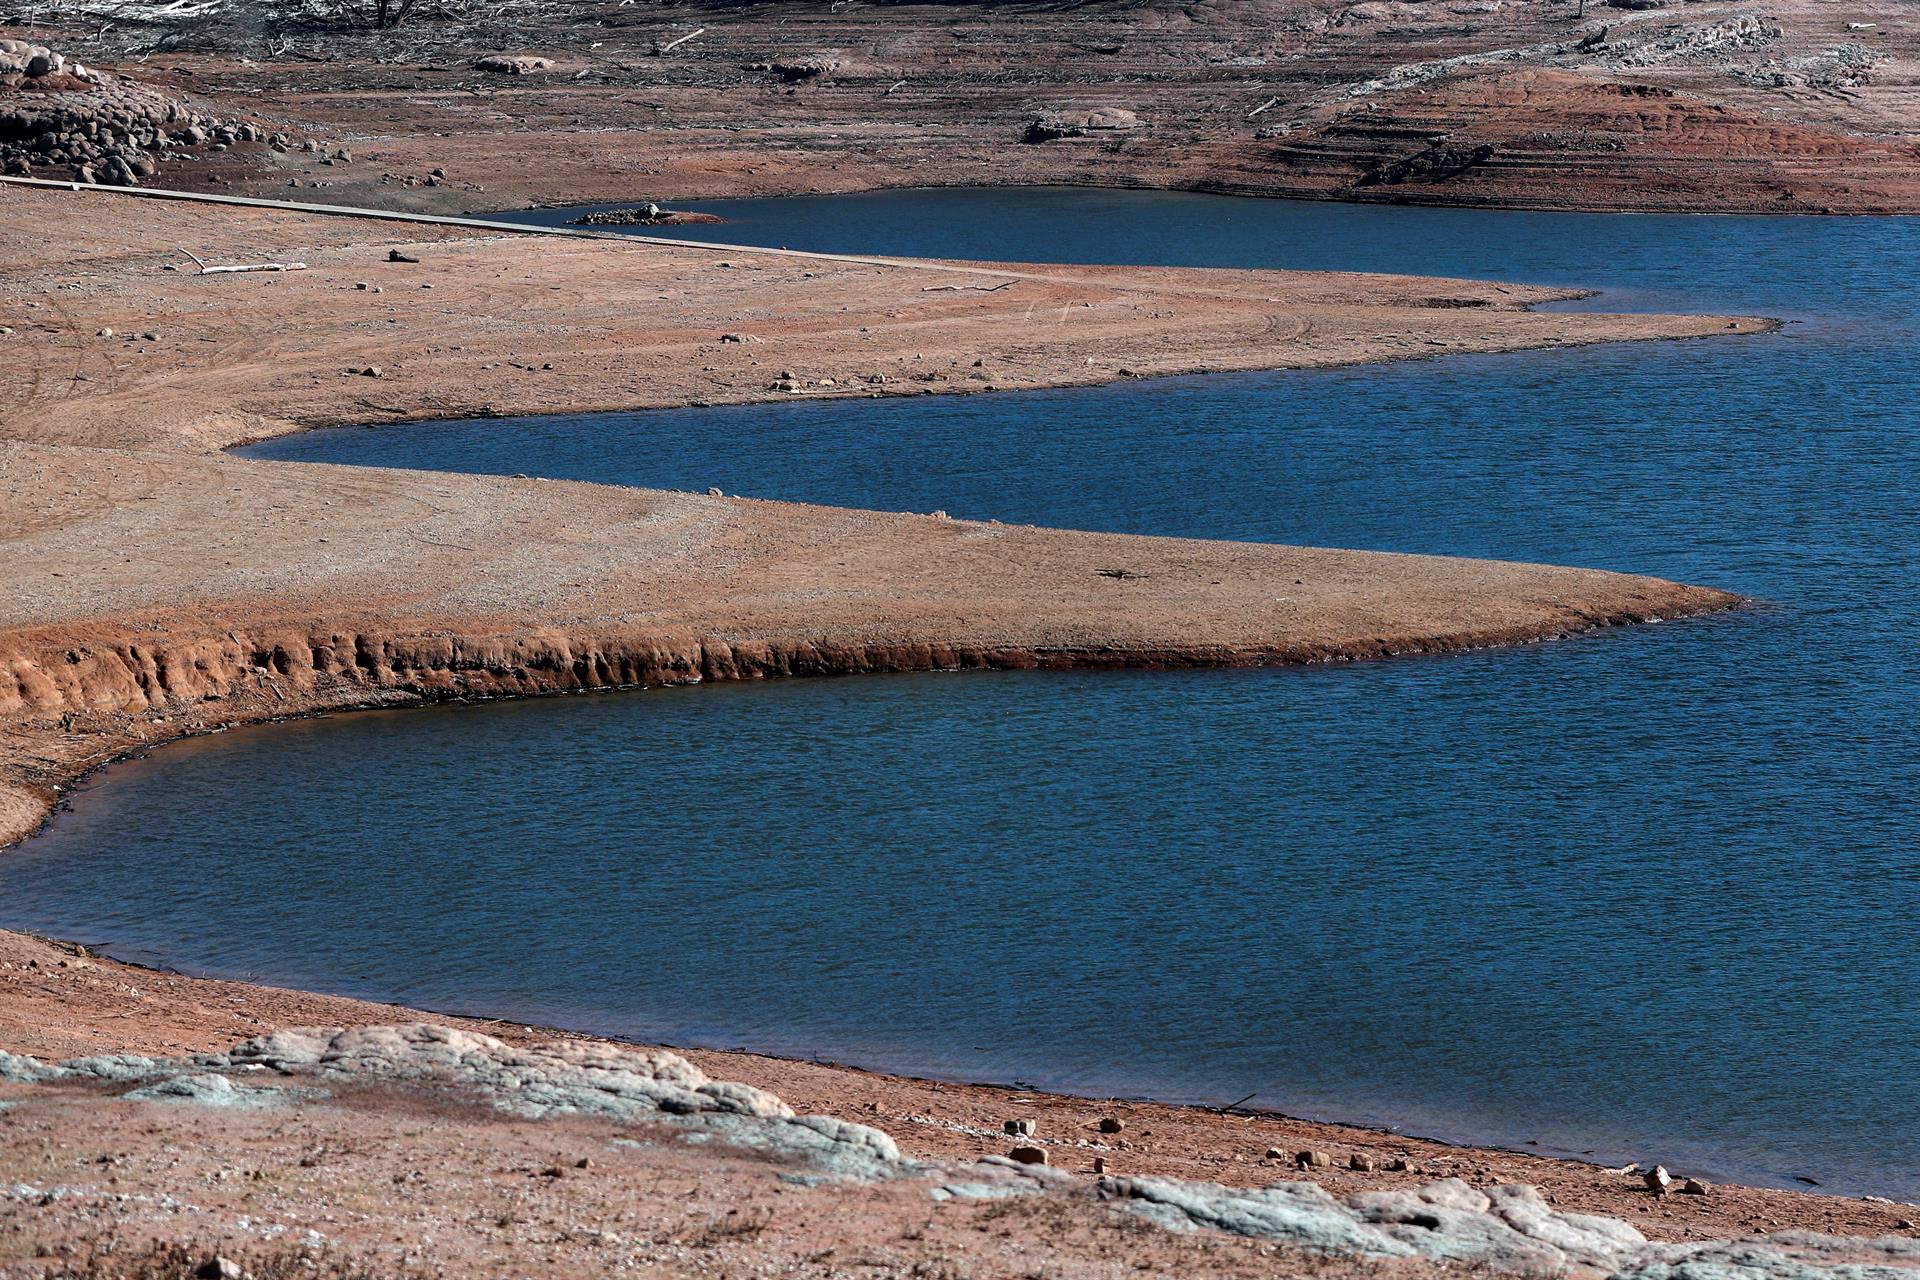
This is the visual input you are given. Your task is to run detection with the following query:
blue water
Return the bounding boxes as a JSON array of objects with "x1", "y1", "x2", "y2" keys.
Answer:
[{"x1": 6, "y1": 188, "x2": 1920, "y2": 1198}]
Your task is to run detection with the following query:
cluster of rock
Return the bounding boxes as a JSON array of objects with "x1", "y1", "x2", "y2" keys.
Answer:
[
  {"x1": 473, "y1": 54, "x2": 553, "y2": 75},
  {"x1": 1021, "y1": 107, "x2": 1142, "y2": 142},
  {"x1": 754, "y1": 54, "x2": 840, "y2": 83},
  {"x1": 0, "y1": 46, "x2": 291, "y2": 185},
  {"x1": 0, "y1": 38, "x2": 76, "y2": 81},
  {"x1": 568, "y1": 202, "x2": 668, "y2": 226},
  {"x1": 1599, "y1": 14, "x2": 1784, "y2": 68}
]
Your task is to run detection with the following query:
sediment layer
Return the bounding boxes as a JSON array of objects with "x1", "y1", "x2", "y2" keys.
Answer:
[{"x1": 13, "y1": 0, "x2": 1920, "y2": 213}]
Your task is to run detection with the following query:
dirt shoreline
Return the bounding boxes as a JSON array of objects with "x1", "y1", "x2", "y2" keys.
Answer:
[
  {"x1": 2, "y1": 927, "x2": 1916, "y2": 1256},
  {"x1": 0, "y1": 168, "x2": 1850, "y2": 1273}
]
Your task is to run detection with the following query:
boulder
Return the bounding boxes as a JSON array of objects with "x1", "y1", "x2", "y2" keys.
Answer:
[{"x1": 473, "y1": 55, "x2": 554, "y2": 75}]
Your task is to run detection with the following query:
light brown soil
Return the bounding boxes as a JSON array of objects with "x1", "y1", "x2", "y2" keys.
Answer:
[
  {"x1": 2, "y1": 927, "x2": 1915, "y2": 1280},
  {"x1": 0, "y1": 180, "x2": 1760, "y2": 849},
  {"x1": 13, "y1": 0, "x2": 1920, "y2": 214}
]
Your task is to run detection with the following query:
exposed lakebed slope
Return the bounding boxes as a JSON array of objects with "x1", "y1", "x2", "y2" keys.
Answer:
[{"x1": 166, "y1": 191, "x2": 1920, "y2": 1200}]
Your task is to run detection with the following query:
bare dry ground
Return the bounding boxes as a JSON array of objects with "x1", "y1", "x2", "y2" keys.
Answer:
[
  {"x1": 0, "y1": 180, "x2": 1760, "y2": 848},
  {"x1": 2, "y1": 929, "x2": 1916, "y2": 1280},
  {"x1": 0, "y1": 135, "x2": 1836, "y2": 1276},
  {"x1": 10, "y1": 0, "x2": 1920, "y2": 214}
]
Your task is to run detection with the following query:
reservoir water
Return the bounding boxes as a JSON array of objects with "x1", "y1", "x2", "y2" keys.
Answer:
[{"x1": 5, "y1": 189, "x2": 1919, "y2": 1198}]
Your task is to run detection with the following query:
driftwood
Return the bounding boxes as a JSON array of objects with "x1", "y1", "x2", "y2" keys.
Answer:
[
  {"x1": 1247, "y1": 95, "x2": 1281, "y2": 118},
  {"x1": 654, "y1": 26, "x2": 703, "y2": 54},
  {"x1": 921, "y1": 280, "x2": 1015, "y2": 293},
  {"x1": 180, "y1": 248, "x2": 309, "y2": 274}
]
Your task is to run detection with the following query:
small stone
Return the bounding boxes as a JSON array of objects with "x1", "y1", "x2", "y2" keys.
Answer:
[
  {"x1": 1092, "y1": 1156, "x2": 1107, "y2": 1174},
  {"x1": 355, "y1": 281, "x2": 371, "y2": 290},
  {"x1": 1004, "y1": 1118, "x2": 1036, "y2": 1137},
  {"x1": 1097, "y1": 1117, "x2": 1124, "y2": 1134},
  {"x1": 1265, "y1": 1147, "x2": 1285, "y2": 1160},
  {"x1": 96, "y1": 327, "x2": 113, "y2": 337},
  {"x1": 1297, "y1": 1150, "x2": 1332, "y2": 1168},
  {"x1": 1680, "y1": 1178, "x2": 1709, "y2": 1196},
  {"x1": 1007, "y1": 1146, "x2": 1048, "y2": 1166},
  {"x1": 1350, "y1": 1154, "x2": 1377, "y2": 1172},
  {"x1": 360, "y1": 365, "x2": 383, "y2": 378},
  {"x1": 1385, "y1": 1157, "x2": 1413, "y2": 1172},
  {"x1": 539, "y1": 1165, "x2": 565, "y2": 1179},
  {"x1": 1644, "y1": 1165, "x2": 1673, "y2": 1195},
  {"x1": 195, "y1": 1260, "x2": 243, "y2": 1280},
  {"x1": 706, "y1": 486, "x2": 723, "y2": 497},
  {"x1": 575, "y1": 1157, "x2": 591, "y2": 1169}
]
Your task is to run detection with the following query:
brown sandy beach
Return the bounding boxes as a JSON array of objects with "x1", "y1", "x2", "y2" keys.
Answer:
[{"x1": 0, "y1": 167, "x2": 1886, "y2": 1276}]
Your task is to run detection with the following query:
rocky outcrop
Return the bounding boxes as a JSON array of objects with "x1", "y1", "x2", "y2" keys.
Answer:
[
  {"x1": 1098, "y1": 1175, "x2": 1920, "y2": 1278},
  {"x1": 0, "y1": 44, "x2": 292, "y2": 184},
  {"x1": 1022, "y1": 106, "x2": 1143, "y2": 142},
  {"x1": 472, "y1": 54, "x2": 553, "y2": 75},
  {"x1": 4, "y1": 1023, "x2": 906, "y2": 1181},
  {"x1": 219, "y1": 1024, "x2": 804, "y2": 1125},
  {"x1": 10, "y1": 1023, "x2": 1920, "y2": 1279}
]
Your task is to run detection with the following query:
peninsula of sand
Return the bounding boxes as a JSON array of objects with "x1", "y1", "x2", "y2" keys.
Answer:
[{"x1": 0, "y1": 179, "x2": 1763, "y2": 850}]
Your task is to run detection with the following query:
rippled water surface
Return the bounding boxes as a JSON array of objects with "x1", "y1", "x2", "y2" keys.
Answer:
[{"x1": 7, "y1": 189, "x2": 1920, "y2": 1197}]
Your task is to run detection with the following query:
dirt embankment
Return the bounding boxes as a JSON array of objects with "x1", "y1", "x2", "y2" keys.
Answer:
[{"x1": 8, "y1": 0, "x2": 1920, "y2": 214}]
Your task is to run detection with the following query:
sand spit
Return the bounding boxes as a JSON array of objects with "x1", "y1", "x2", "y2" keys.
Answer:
[{"x1": 0, "y1": 181, "x2": 1759, "y2": 847}]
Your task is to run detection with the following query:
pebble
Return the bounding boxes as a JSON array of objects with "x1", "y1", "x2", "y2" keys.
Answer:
[
  {"x1": 1297, "y1": 1150, "x2": 1332, "y2": 1168},
  {"x1": 1007, "y1": 1145, "x2": 1048, "y2": 1166},
  {"x1": 1004, "y1": 1118, "x2": 1036, "y2": 1137},
  {"x1": 706, "y1": 487, "x2": 723, "y2": 497},
  {"x1": 1350, "y1": 1154, "x2": 1377, "y2": 1172},
  {"x1": 1644, "y1": 1165, "x2": 1673, "y2": 1195},
  {"x1": 1097, "y1": 1117, "x2": 1124, "y2": 1134},
  {"x1": 1680, "y1": 1178, "x2": 1709, "y2": 1196}
]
